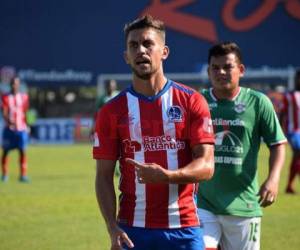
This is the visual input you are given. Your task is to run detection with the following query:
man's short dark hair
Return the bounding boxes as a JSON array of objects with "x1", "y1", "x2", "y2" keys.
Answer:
[
  {"x1": 10, "y1": 76, "x2": 20, "y2": 86},
  {"x1": 208, "y1": 41, "x2": 243, "y2": 64},
  {"x1": 124, "y1": 15, "x2": 166, "y2": 43}
]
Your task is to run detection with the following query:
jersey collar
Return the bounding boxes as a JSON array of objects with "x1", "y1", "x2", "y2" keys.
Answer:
[
  {"x1": 209, "y1": 87, "x2": 241, "y2": 101},
  {"x1": 128, "y1": 79, "x2": 172, "y2": 102}
]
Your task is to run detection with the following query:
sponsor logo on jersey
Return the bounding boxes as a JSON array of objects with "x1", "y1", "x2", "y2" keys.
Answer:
[
  {"x1": 122, "y1": 136, "x2": 185, "y2": 153},
  {"x1": 215, "y1": 131, "x2": 243, "y2": 153},
  {"x1": 123, "y1": 139, "x2": 142, "y2": 153},
  {"x1": 167, "y1": 106, "x2": 183, "y2": 122},
  {"x1": 234, "y1": 102, "x2": 246, "y2": 113},
  {"x1": 213, "y1": 118, "x2": 245, "y2": 127},
  {"x1": 215, "y1": 156, "x2": 242, "y2": 165}
]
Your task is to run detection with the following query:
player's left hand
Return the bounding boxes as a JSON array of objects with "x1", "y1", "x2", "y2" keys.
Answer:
[
  {"x1": 258, "y1": 178, "x2": 279, "y2": 207},
  {"x1": 125, "y1": 158, "x2": 168, "y2": 184}
]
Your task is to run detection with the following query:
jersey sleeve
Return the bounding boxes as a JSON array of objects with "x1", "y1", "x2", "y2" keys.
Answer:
[
  {"x1": 24, "y1": 94, "x2": 29, "y2": 111},
  {"x1": 189, "y1": 92, "x2": 215, "y2": 147},
  {"x1": 259, "y1": 94, "x2": 287, "y2": 146},
  {"x1": 93, "y1": 104, "x2": 120, "y2": 160},
  {"x1": 1, "y1": 94, "x2": 8, "y2": 110}
]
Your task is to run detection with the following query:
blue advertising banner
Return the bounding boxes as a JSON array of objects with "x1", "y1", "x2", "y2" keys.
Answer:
[
  {"x1": 33, "y1": 118, "x2": 92, "y2": 144},
  {"x1": 0, "y1": 118, "x2": 92, "y2": 145},
  {"x1": 1, "y1": 0, "x2": 299, "y2": 82}
]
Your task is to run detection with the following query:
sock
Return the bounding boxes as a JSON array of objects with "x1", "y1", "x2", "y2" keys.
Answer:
[
  {"x1": 1, "y1": 156, "x2": 9, "y2": 176},
  {"x1": 20, "y1": 154, "x2": 27, "y2": 177}
]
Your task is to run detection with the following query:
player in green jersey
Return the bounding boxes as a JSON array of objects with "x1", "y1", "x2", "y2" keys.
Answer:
[{"x1": 197, "y1": 42, "x2": 287, "y2": 250}]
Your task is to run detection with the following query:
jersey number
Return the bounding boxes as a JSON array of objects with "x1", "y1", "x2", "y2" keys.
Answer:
[{"x1": 249, "y1": 222, "x2": 259, "y2": 242}]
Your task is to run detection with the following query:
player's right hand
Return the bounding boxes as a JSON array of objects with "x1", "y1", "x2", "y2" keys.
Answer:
[
  {"x1": 109, "y1": 225, "x2": 134, "y2": 250},
  {"x1": 125, "y1": 158, "x2": 168, "y2": 184}
]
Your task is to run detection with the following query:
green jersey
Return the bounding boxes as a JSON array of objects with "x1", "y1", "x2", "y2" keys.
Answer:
[{"x1": 197, "y1": 87, "x2": 286, "y2": 217}]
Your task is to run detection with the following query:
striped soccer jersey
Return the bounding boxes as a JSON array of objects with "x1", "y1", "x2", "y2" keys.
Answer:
[
  {"x1": 93, "y1": 80, "x2": 214, "y2": 229},
  {"x1": 282, "y1": 91, "x2": 300, "y2": 133},
  {"x1": 1, "y1": 92, "x2": 29, "y2": 131}
]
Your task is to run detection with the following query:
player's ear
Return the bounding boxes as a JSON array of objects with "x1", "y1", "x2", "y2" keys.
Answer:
[
  {"x1": 123, "y1": 51, "x2": 129, "y2": 64},
  {"x1": 162, "y1": 45, "x2": 169, "y2": 61},
  {"x1": 207, "y1": 66, "x2": 212, "y2": 79},
  {"x1": 239, "y1": 64, "x2": 245, "y2": 77}
]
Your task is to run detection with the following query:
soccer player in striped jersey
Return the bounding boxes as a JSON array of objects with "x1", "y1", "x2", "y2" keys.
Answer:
[
  {"x1": 281, "y1": 69, "x2": 300, "y2": 194},
  {"x1": 197, "y1": 42, "x2": 287, "y2": 250},
  {"x1": 93, "y1": 15, "x2": 215, "y2": 250},
  {"x1": 1, "y1": 76, "x2": 30, "y2": 182}
]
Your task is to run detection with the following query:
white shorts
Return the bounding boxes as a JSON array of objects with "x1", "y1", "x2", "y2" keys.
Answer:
[{"x1": 198, "y1": 208, "x2": 261, "y2": 250}]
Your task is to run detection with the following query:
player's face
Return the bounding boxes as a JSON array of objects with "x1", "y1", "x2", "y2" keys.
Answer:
[
  {"x1": 124, "y1": 28, "x2": 169, "y2": 80},
  {"x1": 208, "y1": 53, "x2": 245, "y2": 95},
  {"x1": 11, "y1": 78, "x2": 20, "y2": 94}
]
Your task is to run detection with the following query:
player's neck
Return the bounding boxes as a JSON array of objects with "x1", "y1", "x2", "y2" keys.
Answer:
[
  {"x1": 213, "y1": 87, "x2": 240, "y2": 100},
  {"x1": 132, "y1": 74, "x2": 167, "y2": 97}
]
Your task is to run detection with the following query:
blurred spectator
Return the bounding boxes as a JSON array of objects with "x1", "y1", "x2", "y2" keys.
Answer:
[
  {"x1": 267, "y1": 85, "x2": 286, "y2": 117},
  {"x1": 96, "y1": 79, "x2": 119, "y2": 109},
  {"x1": 90, "y1": 79, "x2": 119, "y2": 137},
  {"x1": 281, "y1": 69, "x2": 300, "y2": 194},
  {"x1": 26, "y1": 108, "x2": 38, "y2": 140}
]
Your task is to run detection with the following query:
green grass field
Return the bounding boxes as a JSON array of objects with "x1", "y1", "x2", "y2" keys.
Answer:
[{"x1": 0, "y1": 144, "x2": 299, "y2": 250}]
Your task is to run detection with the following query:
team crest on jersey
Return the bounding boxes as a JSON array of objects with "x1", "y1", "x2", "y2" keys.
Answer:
[
  {"x1": 208, "y1": 102, "x2": 218, "y2": 110},
  {"x1": 234, "y1": 102, "x2": 246, "y2": 113},
  {"x1": 167, "y1": 106, "x2": 183, "y2": 122}
]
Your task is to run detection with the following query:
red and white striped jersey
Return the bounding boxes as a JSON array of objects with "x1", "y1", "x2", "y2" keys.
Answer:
[
  {"x1": 1, "y1": 92, "x2": 29, "y2": 131},
  {"x1": 93, "y1": 80, "x2": 214, "y2": 229},
  {"x1": 282, "y1": 91, "x2": 300, "y2": 133}
]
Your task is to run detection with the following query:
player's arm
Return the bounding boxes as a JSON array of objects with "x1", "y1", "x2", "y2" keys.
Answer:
[
  {"x1": 25, "y1": 94, "x2": 30, "y2": 112},
  {"x1": 259, "y1": 143, "x2": 286, "y2": 207},
  {"x1": 25, "y1": 96, "x2": 30, "y2": 125},
  {"x1": 1, "y1": 96, "x2": 8, "y2": 124},
  {"x1": 2, "y1": 105, "x2": 9, "y2": 123},
  {"x1": 126, "y1": 143, "x2": 214, "y2": 184},
  {"x1": 168, "y1": 143, "x2": 215, "y2": 183},
  {"x1": 95, "y1": 159, "x2": 134, "y2": 249},
  {"x1": 2, "y1": 103, "x2": 14, "y2": 126}
]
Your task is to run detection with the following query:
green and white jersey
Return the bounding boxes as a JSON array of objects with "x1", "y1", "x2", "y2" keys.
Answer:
[{"x1": 197, "y1": 87, "x2": 286, "y2": 217}]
